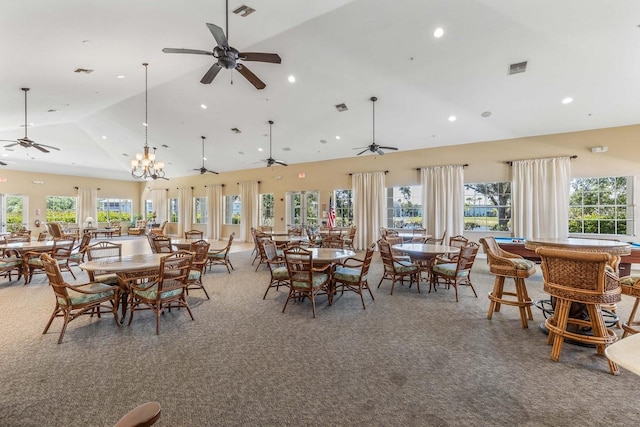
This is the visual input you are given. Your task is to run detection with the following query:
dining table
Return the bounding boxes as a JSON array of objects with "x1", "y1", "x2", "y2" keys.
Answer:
[
  {"x1": 307, "y1": 247, "x2": 356, "y2": 264},
  {"x1": 272, "y1": 235, "x2": 309, "y2": 245},
  {"x1": 0, "y1": 239, "x2": 74, "y2": 255},
  {"x1": 391, "y1": 243, "x2": 460, "y2": 287},
  {"x1": 80, "y1": 253, "x2": 168, "y2": 323},
  {"x1": 171, "y1": 238, "x2": 220, "y2": 250}
]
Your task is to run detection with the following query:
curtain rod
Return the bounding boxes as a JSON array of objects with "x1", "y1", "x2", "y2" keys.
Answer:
[
  {"x1": 204, "y1": 184, "x2": 225, "y2": 187},
  {"x1": 415, "y1": 164, "x2": 468, "y2": 171},
  {"x1": 348, "y1": 170, "x2": 389, "y2": 176},
  {"x1": 74, "y1": 186, "x2": 100, "y2": 190},
  {"x1": 236, "y1": 180, "x2": 261, "y2": 184},
  {"x1": 176, "y1": 187, "x2": 195, "y2": 190},
  {"x1": 504, "y1": 155, "x2": 577, "y2": 166}
]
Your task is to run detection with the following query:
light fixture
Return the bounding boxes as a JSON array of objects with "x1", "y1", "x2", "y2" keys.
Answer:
[
  {"x1": 433, "y1": 27, "x2": 444, "y2": 38},
  {"x1": 448, "y1": 115, "x2": 457, "y2": 122},
  {"x1": 131, "y1": 63, "x2": 166, "y2": 180},
  {"x1": 562, "y1": 97, "x2": 573, "y2": 104},
  {"x1": 85, "y1": 216, "x2": 95, "y2": 228}
]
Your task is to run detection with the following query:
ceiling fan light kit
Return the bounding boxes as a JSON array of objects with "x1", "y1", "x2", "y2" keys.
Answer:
[
  {"x1": 162, "y1": 0, "x2": 281, "y2": 89},
  {"x1": 354, "y1": 96, "x2": 399, "y2": 156},
  {"x1": 131, "y1": 63, "x2": 167, "y2": 180}
]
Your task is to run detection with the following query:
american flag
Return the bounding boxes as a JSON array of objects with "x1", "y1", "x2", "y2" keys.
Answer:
[{"x1": 328, "y1": 196, "x2": 336, "y2": 228}]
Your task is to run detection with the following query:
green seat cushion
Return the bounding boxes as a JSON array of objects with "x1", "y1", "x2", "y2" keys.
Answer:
[
  {"x1": 58, "y1": 282, "x2": 115, "y2": 306},
  {"x1": 208, "y1": 252, "x2": 227, "y2": 259},
  {"x1": 393, "y1": 261, "x2": 418, "y2": 273},
  {"x1": 272, "y1": 266, "x2": 289, "y2": 279},
  {"x1": 0, "y1": 259, "x2": 22, "y2": 268},
  {"x1": 188, "y1": 270, "x2": 201, "y2": 281},
  {"x1": 513, "y1": 259, "x2": 536, "y2": 270},
  {"x1": 334, "y1": 266, "x2": 365, "y2": 282},
  {"x1": 133, "y1": 284, "x2": 182, "y2": 300},
  {"x1": 69, "y1": 252, "x2": 84, "y2": 261},
  {"x1": 620, "y1": 275, "x2": 640, "y2": 286},
  {"x1": 29, "y1": 258, "x2": 66, "y2": 267},
  {"x1": 94, "y1": 273, "x2": 119, "y2": 285},
  {"x1": 292, "y1": 273, "x2": 329, "y2": 289},
  {"x1": 432, "y1": 263, "x2": 470, "y2": 278}
]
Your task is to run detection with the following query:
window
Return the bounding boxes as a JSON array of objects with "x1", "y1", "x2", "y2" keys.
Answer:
[
  {"x1": 3, "y1": 194, "x2": 27, "y2": 233},
  {"x1": 145, "y1": 200, "x2": 153, "y2": 221},
  {"x1": 260, "y1": 193, "x2": 274, "y2": 226},
  {"x1": 224, "y1": 195, "x2": 241, "y2": 225},
  {"x1": 97, "y1": 198, "x2": 132, "y2": 223},
  {"x1": 334, "y1": 189, "x2": 353, "y2": 227},
  {"x1": 569, "y1": 176, "x2": 633, "y2": 235},
  {"x1": 386, "y1": 186, "x2": 422, "y2": 228},
  {"x1": 46, "y1": 196, "x2": 77, "y2": 223},
  {"x1": 194, "y1": 197, "x2": 207, "y2": 224},
  {"x1": 169, "y1": 198, "x2": 178, "y2": 223},
  {"x1": 463, "y1": 183, "x2": 511, "y2": 231},
  {"x1": 286, "y1": 191, "x2": 318, "y2": 228}
]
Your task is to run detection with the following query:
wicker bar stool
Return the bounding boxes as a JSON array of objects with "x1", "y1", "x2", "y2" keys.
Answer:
[
  {"x1": 537, "y1": 247, "x2": 621, "y2": 375},
  {"x1": 479, "y1": 237, "x2": 537, "y2": 328},
  {"x1": 620, "y1": 275, "x2": 640, "y2": 337}
]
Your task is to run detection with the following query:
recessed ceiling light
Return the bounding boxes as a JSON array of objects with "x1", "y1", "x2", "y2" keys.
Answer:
[
  {"x1": 116, "y1": 75, "x2": 125, "y2": 79},
  {"x1": 562, "y1": 97, "x2": 573, "y2": 104},
  {"x1": 200, "y1": 104, "x2": 207, "y2": 109},
  {"x1": 335, "y1": 136, "x2": 341, "y2": 140},
  {"x1": 258, "y1": 148, "x2": 263, "y2": 152},
  {"x1": 481, "y1": 111, "x2": 492, "y2": 118},
  {"x1": 433, "y1": 27, "x2": 444, "y2": 38},
  {"x1": 288, "y1": 75, "x2": 296, "y2": 83},
  {"x1": 101, "y1": 135, "x2": 107, "y2": 139},
  {"x1": 448, "y1": 115, "x2": 457, "y2": 122}
]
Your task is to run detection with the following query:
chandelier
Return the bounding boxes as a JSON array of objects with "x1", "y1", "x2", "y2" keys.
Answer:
[{"x1": 131, "y1": 63, "x2": 166, "y2": 180}]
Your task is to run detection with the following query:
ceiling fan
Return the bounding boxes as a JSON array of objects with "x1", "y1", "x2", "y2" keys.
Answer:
[
  {"x1": 1, "y1": 88, "x2": 61, "y2": 154},
  {"x1": 162, "y1": 0, "x2": 281, "y2": 89},
  {"x1": 354, "y1": 96, "x2": 398, "y2": 156},
  {"x1": 261, "y1": 120, "x2": 288, "y2": 167},
  {"x1": 193, "y1": 136, "x2": 218, "y2": 174}
]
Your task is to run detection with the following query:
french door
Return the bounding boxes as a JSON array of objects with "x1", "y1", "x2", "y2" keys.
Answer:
[
  {"x1": 1, "y1": 194, "x2": 28, "y2": 233},
  {"x1": 286, "y1": 191, "x2": 318, "y2": 230}
]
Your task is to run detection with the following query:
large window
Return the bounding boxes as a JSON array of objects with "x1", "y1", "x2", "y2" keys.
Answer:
[
  {"x1": 334, "y1": 189, "x2": 353, "y2": 227},
  {"x1": 97, "y1": 198, "x2": 132, "y2": 223},
  {"x1": 46, "y1": 196, "x2": 77, "y2": 223},
  {"x1": 569, "y1": 176, "x2": 633, "y2": 235},
  {"x1": 463, "y1": 183, "x2": 511, "y2": 231},
  {"x1": 2, "y1": 194, "x2": 27, "y2": 232},
  {"x1": 169, "y1": 198, "x2": 178, "y2": 223},
  {"x1": 260, "y1": 193, "x2": 274, "y2": 226},
  {"x1": 224, "y1": 195, "x2": 241, "y2": 225},
  {"x1": 385, "y1": 186, "x2": 422, "y2": 228},
  {"x1": 194, "y1": 197, "x2": 207, "y2": 224}
]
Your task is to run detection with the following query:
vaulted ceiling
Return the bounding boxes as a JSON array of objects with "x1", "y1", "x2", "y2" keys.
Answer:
[{"x1": 1, "y1": 0, "x2": 639, "y2": 180}]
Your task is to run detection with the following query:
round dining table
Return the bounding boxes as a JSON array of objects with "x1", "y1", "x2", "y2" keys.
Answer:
[
  {"x1": 171, "y1": 238, "x2": 220, "y2": 250},
  {"x1": 391, "y1": 243, "x2": 461, "y2": 288},
  {"x1": 307, "y1": 248, "x2": 356, "y2": 264}
]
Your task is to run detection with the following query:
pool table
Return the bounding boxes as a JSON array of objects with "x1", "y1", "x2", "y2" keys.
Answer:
[{"x1": 494, "y1": 237, "x2": 640, "y2": 276}]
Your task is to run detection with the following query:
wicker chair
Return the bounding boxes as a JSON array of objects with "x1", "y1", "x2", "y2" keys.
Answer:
[
  {"x1": 617, "y1": 275, "x2": 640, "y2": 337},
  {"x1": 426, "y1": 229, "x2": 447, "y2": 245},
  {"x1": 377, "y1": 239, "x2": 420, "y2": 295},
  {"x1": 537, "y1": 247, "x2": 621, "y2": 375},
  {"x1": 332, "y1": 242, "x2": 376, "y2": 309},
  {"x1": 149, "y1": 220, "x2": 168, "y2": 236},
  {"x1": 127, "y1": 220, "x2": 148, "y2": 236},
  {"x1": 40, "y1": 252, "x2": 118, "y2": 344},
  {"x1": 184, "y1": 229, "x2": 203, "y2": 239},
  {"x1": 321, "y1": 235, "x2": 344, "y2": 249},
  {"x1": 150, "y1": 235, "x2": 173, "y2": 254},
  {"x1": 186, "y1": 239, "x2": 211, "y2": 299},
  {"x1": 207, "y1": 233, "x2": 235, "y2": 273},
  {"x1": 23, "y1": 237, "x2": 77, "y2": 284},
  {"x1": 342, "y1": 226, "x2": 357, "y2": 250},
  {"x1": 68, "y1": 231, "x2": 92, "y2": 267},
  {"x1": 282, "y1": 246, "x2": 332, "y2": 318},
  {"x1": 479, "y1": 237, "x2": 536, "y2": 328},
  {"x1": 262, "y1": 239, "x2": 290, "y2": 299},
  {"x1": 85, "y1": 241, "x2": 122, "y2": 285},
  {"x1": 432, "y1": 242, "x2": 480, "y2": 301}
]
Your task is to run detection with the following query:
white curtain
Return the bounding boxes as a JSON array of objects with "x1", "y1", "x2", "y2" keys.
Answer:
[
  {"x1": 239, "y1": 181, "x2": 259, "y2": 243},
  {"x1": 206, "y1": 184, "x2": 223, "y2": 240},
  {"x1": 151, "y1": 189, "x2": 168, "y2": 223},
  {"x1": 178, "y1": 187, "x2": 193, "y2": 237},
  {"x1": 352, "y1": 171, "x2": 386, "y2": 250},
  {"x1": 420, "y1": 165, "x2": 465, "y2": 240},
  {"x1": 512, "y1": 157, "x2": 571, "y2": 240},
  {"x1": 77, "y1": 187, "x2": 97, "y2": 227}
]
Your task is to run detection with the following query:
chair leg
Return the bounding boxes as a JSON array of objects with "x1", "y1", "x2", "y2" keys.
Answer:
[
  {"x1": 549, "y1": 299, "x2": 571, "y2": 362},
  {"x1": 487, "y1": 276, "x2": 505, "y2": 319},
  {"x1": 57, "y1": 312, "x2": 71, "y2": 344},
  {"x1": 43, "y1": 306, "x2": 60, "y2": 335}
]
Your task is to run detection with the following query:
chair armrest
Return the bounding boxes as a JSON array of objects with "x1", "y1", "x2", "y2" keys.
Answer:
[
  {"x1": 312, "y1": 264, "x2": 332, "y2": 273},
  {"x1": 340, "y1": 257, "x2": 364, "y2": 267},
  {"x1": 207, "y1": 247, "x2": 227, "y2": 255},
  {"x1": 66, "y1": 282, "x2": 118, "y2": 294}
]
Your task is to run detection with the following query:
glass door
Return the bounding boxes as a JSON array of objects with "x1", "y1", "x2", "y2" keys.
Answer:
[
  {"x1": 1, "y1": 194, "x2": 28, "y2": 233},
  {"x1": 286, "y1": 191, "x2": 318, "y2": 231}
]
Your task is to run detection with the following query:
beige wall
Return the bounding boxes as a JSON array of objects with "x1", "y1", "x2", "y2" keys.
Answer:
[{"x1": 2, "y1": 124, "x2": 639, "y2": 238}]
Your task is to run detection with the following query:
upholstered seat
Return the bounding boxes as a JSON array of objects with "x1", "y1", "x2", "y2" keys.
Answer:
[
  {"x1": 262, "y1": 240, "x2": 290, "y2": 299},
  {"x1": 282, "y1": 246, "x2": 331, "y2": 318},
  {"x1": 377, "y1": 239, "x2": 420, "y2": 295},
  {"x1": 208, "y1": 233, "x2": 235, "y2": 273},
  {"x1": 127, "y1": 220, "x2": 147, "y2": 236},
  {"x1": 432, "y1": 242, "x2": 479, "y2": 301},
  {"x1": 185, "y1": 239, "x2": 210, "y2": 299},
  {"x1": 332, "y1": 242, "x2": 375, "y2": 309}
]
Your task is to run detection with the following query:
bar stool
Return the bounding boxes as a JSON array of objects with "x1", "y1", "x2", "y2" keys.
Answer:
[
  {"x1": 620, "y1": 275, "x2": 640, "y2": 337},
  {"x1": 479, "y1": 237, "x2": 536, "y2": 328},
  {"x1": 537, "y1": 247, "x2": 621, "y2": 375},
  {"x1": 114, "y1": 402, "x2": 161, "y2": 427}
]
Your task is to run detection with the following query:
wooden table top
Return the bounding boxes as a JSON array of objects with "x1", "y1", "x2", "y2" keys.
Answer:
[
  {"x1": 392, "y1": 243, "x2": 460, "y2": 256},
  {"x1": 79, "y1": 253, "x2": 168, "y2": 272},
  {"x1": 171, "y1": 238, "x2": 220, "y2": 249},
  {"x1": 272, "y1": 236, "x2": 309, "y2": 244},
  {"x1": 524, "y1": 238, "x2": 631, "y2": 255},
  {"x1": 306, "y1": 248, "x2": 356, "y2": 262},
  {"x1": 0, "y1": 240, "x2": 73, "y2": 252}
]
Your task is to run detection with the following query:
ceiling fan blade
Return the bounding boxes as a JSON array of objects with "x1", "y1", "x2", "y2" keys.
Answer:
[
  {"x1": 200, "y1": 63, "x2": 222, "y2": 84},
  {"x1": 236, "y1": 64, "x2": 266, "y2": 90},
  {"x1": 274, "y1": 160, "x2": 288, "y2": 167},
  {"x1": 0, "y1": 161, "x2": 7, "y2": 166},
  {"x1": 162, "y1": 48, "x2": 213, "y2": 56},
  {"x1": 33, "y1": 145, "x2": 49, "y2": 153},
  {"x1": 206, "y1": 23, "x2": 229, "y2": 49},
  {"x1": 356, "y1": 149, "x2": 369, "y2": 156},
  {"x1": 376, "y1": 149, "x2": 385, "y2": 155},
  {"x1": 207, "y1": 170, "x2": 219, "y2": 174},
  {"x1": 379, "y1": 146, "x2": 398, "y2": 151},
  {"x1": 239, "y1": 52, "x2": 282, "y2": 64},
  {"x1": 1, "y1": 141, "x2": 18, "y2": 145},
  {"x1": 352, "y1": 146, "x2": 371, "y2": 150},
  {"x1": 34, "y1": 143, "x2": 60, "y2": 151}
]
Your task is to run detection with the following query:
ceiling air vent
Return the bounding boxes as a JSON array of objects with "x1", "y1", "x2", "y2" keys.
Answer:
[
  {"x1": 74, "y1": 68, "x2": 94, "y2": 74},
  {"x1": 231, "y1": 128, "x2": 241, "y2": 134},
  {"x1": 508, "y1": 61, "x2": 527, "y2": 75},
  {"x1": 335, "y1": 103, "x2": 348, "y2": 112},
  {"x1": 282, "y1": 147, "x2": 292, "y2": 152},
  {"x1": 233, "y1": 5, "x2": 255, "y2": 17}
]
